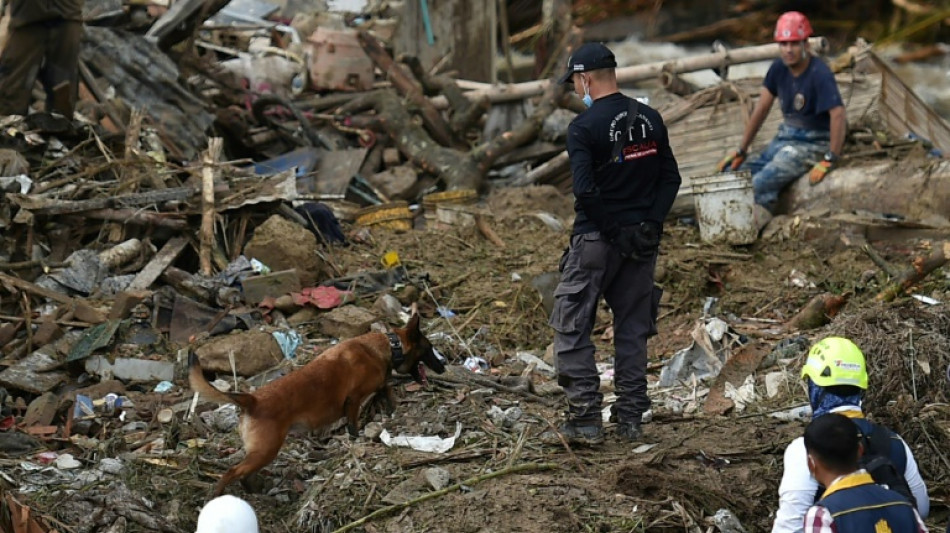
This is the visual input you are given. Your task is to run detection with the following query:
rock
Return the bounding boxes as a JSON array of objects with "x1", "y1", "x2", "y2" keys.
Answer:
[
  {"x1": 363, "y1": 421, "x2": 384, "y2": 441},
  {"x1": 193, "y1": 329, "x2": 284, "y2": 376},
  {"x1": 99, "y1": 458, "x2": 124, "y2": 475},
  {"x1": 712, "y1": 508, "x2": 748, "y2": 533},
  {"x1": 199, "y1": 405, "x2": 241, "y2": 432},
  {"x1": 241, "y1": 269, "x2": 302, "y2": 305},
  {"x1": 0, "y1": 431, "x2": 41, "y2": 456},
  {"x1": 370, "y1": 165, "x2": 417, "y2": 200},
  {"x1": 373, "y1": 293, "x2": 406, "y2": 322},
  {"x1": 422, "y1": 467, "x2": 451, "y2": 491},
  {"x1": 316, "y1": 306, "x2": 377, "y2": 339},
  {"x1": 515, "y1": 351, "x2": 555, "y2": 378},
  {"x1": 31, "y1": 321, "x2": 64, "y2": 347},
  {"x1": 0, "y1": 346, "x2": 69, "y2": 394},
  {"x1": 382, "y1": 476, "x2": 426, "y2": 505},
  {"x1": 55, "y1": 453, "x2": 82, "y2": 469},
  {"x1": 287, "y1": 305, "x2": 320, "y2": 326},
  {"x1": 22, "y1": 392, "x2": 59, "y2": 427},
  {"x1": 243, "y1": 215, "x2": 324, "y2": 286}
]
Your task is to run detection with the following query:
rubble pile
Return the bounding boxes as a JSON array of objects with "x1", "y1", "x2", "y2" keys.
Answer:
[{"x1": 0, "y1": 1, "x2": 948, "y2": 532}]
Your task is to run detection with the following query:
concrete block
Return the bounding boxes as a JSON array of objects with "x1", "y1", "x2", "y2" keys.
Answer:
[{"x1": 242, "y1": 269, "x2": 302, "y2": 305}]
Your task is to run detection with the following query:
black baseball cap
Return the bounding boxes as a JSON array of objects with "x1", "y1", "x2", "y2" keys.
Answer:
[{"x1": 557, "y1": 42, "x2": 618, "y2": 84}]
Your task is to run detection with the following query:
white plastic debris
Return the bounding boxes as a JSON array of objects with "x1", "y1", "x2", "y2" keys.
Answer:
[
  {"x1": 724, "y1": 375, "x2": 757, "y2": 412},
  {"x1": 770, "y1": 405, "x2": 812, "y2": 421},
  {"x1": 765, "y1": 371, "x2": 788, "y2": 398},
  {"x1": 516, "y1": 351, "x2": 555, "y2": 377},
  {"x1": 380, "y1": 422, "x2": 462, "y2": 454},
  {"x1": 54, "y1": 454, "x2": 82, "y2": 470},
  {"x1": 705, "y1": 318, "x2": 730, "y2": 342},
  {"x1": 912, "y1": 294, "x2": 940, "y2": 305}
]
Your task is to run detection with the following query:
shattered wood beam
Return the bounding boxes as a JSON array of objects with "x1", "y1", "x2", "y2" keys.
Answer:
[
  {"x1": 339, "y1": 81, "x2": 564, "y2": 191},
  {"x1": 875, "y1": 241, "x2": 950, "y2": 302},
  {"x1": 84, "y1": 209, "x2": 187, "y2": 230},
  {"x1": 78, "y1": 58, "x2": 127, "y2": 131},
  {"x1": 356, "y1": 30, "x2": 457, "y2": 148},
  {"x1": 200, "y1": 138, "x2": 223, "y2": 276},
  {"x1": 9, "y1": 187, "x2": 196, "y2": 215},
  {"x1": 469, "y1": 78, "x2": 567, "y2": 176},
  {"x1": 433, "y1": 37, "x2": 829, "y2": 108},
  {"x1": 785, "y1": 292, "x2": 850, "y2": 331},
  {"x1": 129, "y1": 237, "x2": 189, "y2": 290},
  {"x1": 404, "y1": 56, "x2": 490, "y2": 136},
  {"x1": 0, "y1": 272, "x2": 75, "y2": 304},
  {"x1": 339, "y1": 90, "x2": 483, "y2": 190},
  {"x1": 511, "y1": 151, "x2": 570, "y2": 187}
]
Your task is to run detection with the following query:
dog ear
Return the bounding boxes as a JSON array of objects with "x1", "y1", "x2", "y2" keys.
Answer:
[{"x1": 406, "y1": 313, "x2": 421, "y2": 341}]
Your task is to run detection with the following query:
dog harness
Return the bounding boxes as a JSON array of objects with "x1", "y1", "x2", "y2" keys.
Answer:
[{"x1": 386, "y1": 332, "x2": 404, "y2": 369}]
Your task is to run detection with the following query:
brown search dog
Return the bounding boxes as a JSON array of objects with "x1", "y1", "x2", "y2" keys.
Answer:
[{"x1": 189, "y1": 313, "x2": 446, "y2": 496}]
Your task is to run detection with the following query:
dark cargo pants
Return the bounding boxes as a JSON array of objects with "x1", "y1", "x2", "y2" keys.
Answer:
[
  {"x1": 549, "y1": 231, "x2": 661, "y2": 424},
  {"x1": 0, "y1": 19, "x2": 83, "y2": 116}
]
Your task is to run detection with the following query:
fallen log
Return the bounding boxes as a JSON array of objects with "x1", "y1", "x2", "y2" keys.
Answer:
[
  {"x1": 785, "y1": 292, "x2": 850, "y2": 331},
  {"x1": 876, "y1": 241, "x2": 950, "y2": 302},
  {"x1": 357, "y1": 30, "x2": 458, "y2": 148},
  {"x1": 404, "y1": 56, "x2": 490, "y2": 136},
  {"x1": 438, "y1": 37, "x2": 828, "y2": 108},
  {"x1": 338, "y1": 80, "x2": 566, "y2": 191}
]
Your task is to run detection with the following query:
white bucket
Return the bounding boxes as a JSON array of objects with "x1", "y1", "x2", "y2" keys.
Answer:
[{"x1": 690, "y1": 171, "x2": 757, "y2": 245}]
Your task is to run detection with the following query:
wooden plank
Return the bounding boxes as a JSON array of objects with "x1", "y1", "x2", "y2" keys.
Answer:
[
  {"x1": 128, "y1": 236, "x2": 189, "y2": 291},
  {"x1": 871, "y1": 51, "x2": 950, "y2": 156},
  {"x1": 9, "y1": 186, "x2": 196, "y2": 215},
  {"x1": 0, "y1": 272, "x2": 75, "y2": 304},
  {"x1": 393, "y1": 0, "x2": 495, "y2": 83}
]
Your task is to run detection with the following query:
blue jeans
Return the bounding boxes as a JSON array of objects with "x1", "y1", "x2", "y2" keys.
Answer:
[{"x1": 741, "y1": 123, "x2": 829, "y2": 212}]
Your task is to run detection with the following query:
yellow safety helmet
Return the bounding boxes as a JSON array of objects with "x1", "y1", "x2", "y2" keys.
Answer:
[{"x1": 801, "y1": 337, "x2": 868, "y2": 389}]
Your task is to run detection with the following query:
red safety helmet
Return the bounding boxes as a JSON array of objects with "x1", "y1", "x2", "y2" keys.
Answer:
[{"x1": 774, "y1": 11, "x2": 813, "y2": 42}]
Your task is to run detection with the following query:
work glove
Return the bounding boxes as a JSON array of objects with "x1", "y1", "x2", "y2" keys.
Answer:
[
  {"x1": 614, "y1": 221, "x2": 661, "y2": 262},
  {"x1": 717, "y1": 148, "x2": 746, "y2": 172},
  {"x1": 809, "y1": 160, "x2": 833, "y2": 185}
]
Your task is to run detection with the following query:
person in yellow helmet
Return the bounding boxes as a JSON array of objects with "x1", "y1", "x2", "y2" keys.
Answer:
[{"x1": 771, "y1": 337, "x2": 930, "y2": 533}]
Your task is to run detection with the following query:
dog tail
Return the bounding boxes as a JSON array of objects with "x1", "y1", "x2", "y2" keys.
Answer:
[{"x1": 188, "y1": 351, "x2": 257, "y2": 412}]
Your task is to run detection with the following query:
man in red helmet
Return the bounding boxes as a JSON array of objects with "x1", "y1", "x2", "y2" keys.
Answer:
[{"x1": 717, "y1": 11, "x2": 846, "y2": 223}]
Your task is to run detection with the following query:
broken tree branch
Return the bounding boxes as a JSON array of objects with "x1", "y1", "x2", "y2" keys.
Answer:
[
  {"x1": 404, "y1": 55, "x2": 489, "y2": 136},
  {"x1": 875, "y1": 241, "x2": 950, "y2": 302},
  {"x1": 785, "y1": 292, "x2": 850, "y2": 331},
  {"x1": 862, "y1": 243, "x2": 901, "y2": 278},
  {"x1": 433, "y1": 37, "x2": 828, "y2": 108},
  {"x1": 357, "y1": 30, "x2": 458, "y2": 148}
]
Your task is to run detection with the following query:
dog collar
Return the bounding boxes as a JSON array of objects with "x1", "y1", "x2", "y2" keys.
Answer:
[{"x1": 387, "y1": 332, "x2": 405, "y2": 369}]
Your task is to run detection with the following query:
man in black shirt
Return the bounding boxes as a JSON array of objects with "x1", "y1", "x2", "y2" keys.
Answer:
[{"x1": 545, "y1": 42, "x2": 681, "y2": 444}]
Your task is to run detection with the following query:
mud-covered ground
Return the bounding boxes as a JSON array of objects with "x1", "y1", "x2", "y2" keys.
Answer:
[{"x1": 9, "y1": 185, "x2": 950, "y2": 533}]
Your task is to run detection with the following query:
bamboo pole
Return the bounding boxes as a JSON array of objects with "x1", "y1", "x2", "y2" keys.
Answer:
[
  {"x1": 434, "y1": 37, "x2": 828, "y2": 108},
  {"x1": 200, "y1": 138, "x2": 222, "y2": 277}
]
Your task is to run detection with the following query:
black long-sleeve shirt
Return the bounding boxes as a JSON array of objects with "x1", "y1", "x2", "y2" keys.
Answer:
[{"x1": 566, "y1": 92, "x2": 682, "y2": 236}]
